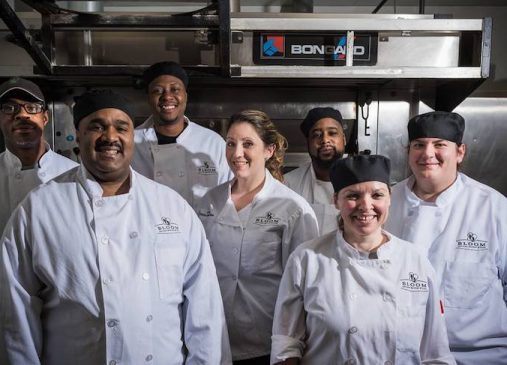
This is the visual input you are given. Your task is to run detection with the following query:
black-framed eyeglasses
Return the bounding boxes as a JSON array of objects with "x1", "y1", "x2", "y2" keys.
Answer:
[{"x1": 0, "y1": 102, "x2": 45, "y2": 115}]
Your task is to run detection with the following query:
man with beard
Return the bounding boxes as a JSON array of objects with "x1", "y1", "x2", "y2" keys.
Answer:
[
  {"x1": 0, "y1": 90, "x2": 231, "y2": 365},
  {"x1": 132, "y1": 61, "x2": 231, "y2": 209},
  {"x1": 284, "y1": 107, "x2": 346, "y2": 235},
  {"x1": 0, "y1": 77, "x2": 77, "y2": 232}
]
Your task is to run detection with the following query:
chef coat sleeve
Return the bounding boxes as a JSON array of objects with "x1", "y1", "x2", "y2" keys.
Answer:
[
  {"x1": 282, "y1": 203, "x2": 318, "y2": 268},
  {"x1": 181, "y1": 209, "x2": 232, "y2": 365},
  {"x1": 0, "y1": 206, "x2": 43, "y2": 365},
  {"x1": 498, "y1": 201, "x2": 507, "y2": 304},
  {"x1": 271, "y1": 252, "x2": 306, "y2": 364},
  {"x1": 420, "y1": 263, "x2": 456, "y2": 365}
]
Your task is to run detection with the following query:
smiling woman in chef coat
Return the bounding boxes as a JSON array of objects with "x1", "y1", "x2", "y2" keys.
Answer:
[
  {"x1": 271, "y1": 155, "x2": 456, "y2": 365},
  {"x1": 197, "y1": 110, "x2": 319, "y2": 365},
  {"x1": 386, "y1": 111, "x2": 507, "y2": 365}
]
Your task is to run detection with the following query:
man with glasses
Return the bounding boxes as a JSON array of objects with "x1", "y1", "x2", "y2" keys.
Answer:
[
  {"x1": 284, "y1": 107, "x2": 347, "y2": 235},
  {"x1": 0, "y1": 77, "x2": 77, "y2": 232}
]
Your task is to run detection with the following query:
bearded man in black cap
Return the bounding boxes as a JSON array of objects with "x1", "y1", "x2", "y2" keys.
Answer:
[
  {"x1": 0, "y1": 77, "x2": 77, "y2": 232},
  {"x1": 132, "y1": 61, "x2": 231, "y2": 209},
  {"x1": 0, "y1": 90, "x2": 231, "y2": 365},
  {"x1": 284, "y1": 107, "x2": 347, "y2": 235},
  {"x1": 386, "y1": 111, "x2": 507, "y2": 365}
]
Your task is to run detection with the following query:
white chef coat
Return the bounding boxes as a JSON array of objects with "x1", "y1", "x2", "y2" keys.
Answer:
[
  {"x1": 132, "y1": 115, "x2": 232, "y2": 208},
  {"x1": 386, "y1": 173, "x2": 507, "y2": 365},
  {"x1": 271, "y1": 230, "x2": 456, "y2": 365},
  {"x1": 197, "y1": 170, "x2": 319, "y2": 361},
  {"x1": 284, "y1": 162, "x2": 339, "y2": 235},
  {"x1": 0, "y1": 145, "x2": 78, "y2": 233},
  {"x1": 0, "y1": 165, "x2": 231, "y2": 365}
]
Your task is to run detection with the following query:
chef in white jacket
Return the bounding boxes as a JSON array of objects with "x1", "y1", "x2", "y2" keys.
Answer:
[
  {"x1": 197, "y1": 110, "x2": 319, "y2": 365},
  {"x1": 386, "y1": 111, "x2": 507, "y2": 365},
  {"x1": 271, "y1": 155, "x2": 455, "y2": 365},
  {"x1": 0, "y1": 77, "x2": 77, "y2": 232},
  {"x1": 0, "y1": 90, "x2": 231, "y2": 365},
  {"x1": 132, "y1": 61, "x2": 232, "y2": 209},
  {"x1": 284, "y1": 107, "x2": 346, "y2": 235}
]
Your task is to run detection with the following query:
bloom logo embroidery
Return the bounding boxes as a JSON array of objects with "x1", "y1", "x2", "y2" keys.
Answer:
[
  {"x1": 254, "y1": 211, "x2": 281, "y2": 226},
  {"x1": 400, "y1": 272, "x2": 428, "y2": 292},
  {"x1": 155, "y1": 217, "x2": 180, "y2": 234},
  {"x1": 456, "y1": 232, "x2": 488, "y2": 251},
  {"x1": 197, "y1": 161, "x2": 217, "y2": 175}
]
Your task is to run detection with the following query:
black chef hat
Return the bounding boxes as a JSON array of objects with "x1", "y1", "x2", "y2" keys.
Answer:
[
  {"x1": 0, "y1": 77, "x2": 45, "y2": 105},
  {"x1": 408, "y1": 111, "x2": 465, "y2": 144},
  {"x1": 142, "y1": 61, "x2": 189, "y2": 91},
  {"x1": 300, "y1": 107, "x2": 343, "y2": 137},
  {"x1": 330, "y1": 155, "x2": 391, "y2": 193},
  {"x1": 73, "y1": 89, "x2": 135, "y2": 129}
]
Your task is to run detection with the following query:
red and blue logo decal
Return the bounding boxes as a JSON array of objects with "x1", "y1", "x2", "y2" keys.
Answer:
[{"x1": 262, "y1": 35, "x2": 284, "y2": 57}]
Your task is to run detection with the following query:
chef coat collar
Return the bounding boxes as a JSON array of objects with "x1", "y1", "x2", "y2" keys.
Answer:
[
  {"x1": 77, "y1": 163, "x2": 135, "y2": 199},
  {"x1": 140, "y1": 115, "x2": 191, "y2": 144},
  {"x1": 217, "y1": 169, "x2": 276, "y2": 226},
  {"x1": 336, "y1": 229, "x2": 395, "y2": 261},
  {"x1": 5, "y1": 142, "x2": 51, "y2": 170},
  {"x1": 404, "y1": 174, "x2": 462, "y2": 208}
]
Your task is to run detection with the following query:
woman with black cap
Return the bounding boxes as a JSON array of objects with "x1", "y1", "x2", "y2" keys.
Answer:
[
  {"x1": 386, "y1": 111, "x2": 507, "y2": 365},
  {"x1": 271, "y1": 155, "x2": 455, "y2": 365},
  {"x1": 197, "y1": 110, "x2": 319, "y2": 365}
]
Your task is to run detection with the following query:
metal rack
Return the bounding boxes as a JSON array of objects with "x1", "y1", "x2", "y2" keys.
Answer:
[{"x1": 0, "y1": 0, "x2": 492, "y2": 109}]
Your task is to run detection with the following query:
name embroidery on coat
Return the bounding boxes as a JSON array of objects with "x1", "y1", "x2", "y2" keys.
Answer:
[
  {"x1": 456, "y1": 232, "x2": 488, "y2": 251},
  {"x1": 155, "y1": 217, "x2": 180, "y2": 234}
]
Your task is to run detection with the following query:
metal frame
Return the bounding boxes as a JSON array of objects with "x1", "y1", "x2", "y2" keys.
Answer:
[{"x1": 0, "y1": 0, "x2": 492, "y2": 110}]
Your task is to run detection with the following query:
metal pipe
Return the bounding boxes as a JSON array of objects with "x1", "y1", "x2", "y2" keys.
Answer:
[
  {"x1": 230, "y1": 0, "x2": 240, "y2": 13},
  {"x1": 372, "y1": 0, "x2": 389, "y2": 14},
  {"x1": 419, "y1": 0, "x2": 425, "y2": 14},
  {"x1": 63, "y1": 1, "x2": 103, "y2": 12}
]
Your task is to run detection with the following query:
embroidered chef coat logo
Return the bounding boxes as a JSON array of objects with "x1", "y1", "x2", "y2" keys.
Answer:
[
  {"x1": 155, "y1": 217, "x2": 180, "y2": 234},
  {"x1": 400, "y1": 272, "x2": 428, "y2": 292},
  {"x1": 197, "y1": 161, "x2": 217, "y2": 175},
  {"x1": 456, "y1": 232, "x2": 488, "y2": 251},
  {"x1": 254, "y1": 211, "x2": 281, "y2": 226}
]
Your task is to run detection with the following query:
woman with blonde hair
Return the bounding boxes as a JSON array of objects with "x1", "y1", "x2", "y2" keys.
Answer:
[{"x1": 197, "y1": 110, "x2": 319, "y2": 364}]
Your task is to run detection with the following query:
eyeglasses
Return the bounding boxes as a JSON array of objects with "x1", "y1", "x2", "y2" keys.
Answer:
[{"x1": 0, "y1": 102, "x2": 45, "y2": 115}]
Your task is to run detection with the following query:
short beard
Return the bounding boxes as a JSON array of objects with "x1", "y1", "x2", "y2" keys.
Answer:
[{"x1": 310, "y1": 149, "x2": 344, "y2": 170}]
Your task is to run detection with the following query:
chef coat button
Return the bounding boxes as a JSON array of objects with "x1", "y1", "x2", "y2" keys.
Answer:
[
  {"x1": 233, "y1": 248, "x2": 239, "y2": 254},
  {"x1": 109, "y1": 360, "x2": 117, "y2": 365},
  {"x1": 107, "y1": 319, "x2": 118, "y2": 327},
  {"x1": 383, "y1": 293, "x2": 391, "y2": 301},
  {"x1": 348, "y1": 326, "x2": 358, "y2": 334},
  {"x1": 384, "y1": 361, "x2": 393, "y2": 365},
  {"x1": 349, "y1": 293, "x2": 357, "y2": 300},
  {"x1": 101, "y1": 236, "x2": 109, "y2": 245},
  {"x1": 146, "y1": 315, "x2": 153, "y2": 322},
  {"x1": 155, "y1": 171, "x2": 162, "y2": 177},
  {"x1": 129, "y1": 231, "x2": 138, "y2": 239},
  {"x1": 14, "y1": 173, "x2": 21, "y2": 179},
  {"x1": 218, "y1": 218, "x2": 223, "y2": 222},
  {"x1": 345, "y1": 359, "x2": 356, "y2": 365},
  {"x1": 142, "y1": 272, "x2": 150, "y2": 281},
  {"x1": 103, "y1": 278, "x2": 113, "y2": 285},
  {"x1": 95, "y1": 199, "x2": 105, "y2": 207},
  {"x1": 153, "y1": 147, "x2": 159, "y2": 153},
  {"x1": 178, "y1": 171, "x2": 184, "y2": 177},
  {"x1": 145, "y1": 354, "x2": 153, "y2": 362},
  {"x1": 40, "y1": 172, "x2": 46, "y2": 178}
]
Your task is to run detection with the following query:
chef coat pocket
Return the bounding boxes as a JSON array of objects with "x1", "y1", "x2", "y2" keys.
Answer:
[
  {"x1": 155, "y1": 240, "x2": 185, "y2": 301},
  {"x1": 243, "y1": 231, "x2": 282, "y2": 274},
  {"x1": 397, "y1": 300, "x2": 427, "y2": 352},
  {"x1": 444, "y1": 261, "x2": 496, "y2": 309}
]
